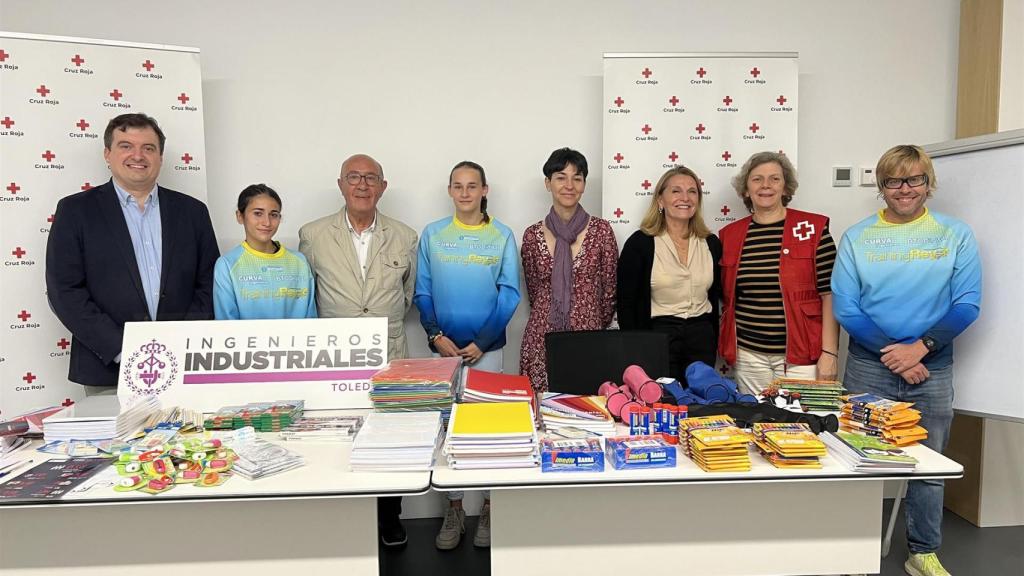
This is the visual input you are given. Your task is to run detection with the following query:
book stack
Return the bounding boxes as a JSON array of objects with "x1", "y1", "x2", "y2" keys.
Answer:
[
  {"x1": 369, "y1": 357, "x2": 462, "y2": 418},
  {"x1": 839, "y1": 393, "x2": 928, "y2": 446},
  {"x1": 443, "y1": 402, "x2": 539, "y2": 469},
  {"x1": 751, "y1": 422, "x2": 827, "y2": 469},
  {"x1": 350, "y1": 412, "x2": 441, "y2": 472},
  {"x1": 462, "y1": 369, "x2": 535, "y2": 411},
  {"x1": 679, "y1": 415, "x2": 752, "y2": 472},
  {"x1": 821, "y1": 430, "x2": 918, "y2": 472},
  {"x1": 279, "y1": 415, "x2": 364, "y2": 442},
  {"x1": 770, "y1": 378, "x2": 846, "y2": 411},
  {"x1": 539, "y1": 393, "x2": 615, "y2": 436},
  {"x1": 203, "y1": 400, "x2": 304, "y2": 432}
]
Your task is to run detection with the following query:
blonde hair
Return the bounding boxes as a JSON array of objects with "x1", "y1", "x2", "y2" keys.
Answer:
[
  {"x1": 639, "y1": 166, "x2": 711, "y2": 239},
  {"x1": 875, "y1": 144, "x2": 936, "y2": 196}
]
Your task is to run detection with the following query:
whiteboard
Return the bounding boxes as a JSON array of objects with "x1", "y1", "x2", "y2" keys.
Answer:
[{"x1": 925, "y1": 129, "x2": 1024, "y2": 422}]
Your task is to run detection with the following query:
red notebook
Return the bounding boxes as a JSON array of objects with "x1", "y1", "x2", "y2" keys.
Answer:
[{"x1": 464, "y1": 369, "x2": 535, "y2": 411}]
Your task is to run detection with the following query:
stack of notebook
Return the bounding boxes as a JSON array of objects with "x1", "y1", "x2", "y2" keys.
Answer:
[
  {"x1": 770, "y1": 378, "x2": 846, "y2": 411},
  {"x1": 462, "y1": 369, "x2": 535, "y2": 410},
  {"x1": 369, "y1": 358, "x2": 462, "y2": 418},
  {"x1": 751, "y1": 422, "x2": 827, "y2": 469},
  {"x1": 443, "y1": 402, "x2": 539, "y2": 469},
  {"x1": 821, "y1": 430, "x2": 918, "y2": 472},
  {"x1": 679, "y1": 415, "x2": 752, "y2": 472},
  {"x1": 839, "y1": 393, "x2": 928, "y2": 446},
  {"x1": 539, "y1": 393, "x2": 615, "y2": 436},
  {"x1": 350, "y1": 412, "x2": 441, "y2": 472}
]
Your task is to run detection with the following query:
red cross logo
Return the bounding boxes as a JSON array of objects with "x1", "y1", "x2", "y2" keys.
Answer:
[
  {"x1": 110, "y1": 89, "x2": 123, "y2": 101},
  {"x1": 614, "y1": 208, "x2": 624, "y2": 218},
  {"x1": 11, "y1": 246, "x2": 26, "y2": 259},
  {"x1": 57, "y1": 338, "x2": 70, "y2": 350},
  {"x1": 62, "y1": 397, "x2": 75, "y2": 407},
  {"x1": 1, "y1": 116, "x2": 13, "y2": 129},
  {"x1": 71, "y1": 54, "x2": 85, "y2": 67},
  {"x1": 613, "y1": 153, "x2": 624, "y2": 163},
  {"x1": 17, "y1": 310, "x2": 31, "y2": 322},
  {"x1": 641, "y1": 67, "x2": 652, "y2": 78},
  {"x1": 718, "y1": 364, "x2": 729, "y2": 375},
  {"x1": 696, "y1": 67, "x2": 707, "y2": 78},
  {"x1": 668, "y1": 151, "x2": 679, "y2": 162},
  {"x1": 76, "y1": 118, "x2": 90, "y2": 131},
  {"x1": 695, "y1": 124, "x2": 706, "y2": 134},
  {"x1": 722, "y1": 151, "x2": 732, "y2": 161},
  {"x1": 614, "y1": 96, "x2": 624, "y2": 107},
  {"x1": 41, "y1": 150, "x2": 56, "y2": 162},
  {"x1": 749, "y1": 123, "x2": 760, "y2": 133},
  {"x1": 750, "y1": 67, "x2": 761, "y2": 78},
  {"x1": 81, "y1": 182, "x2": 93, "y2": 191},
  {"x1": 777, "y1": 95, "x2": 787, "y2": 106},
  {"x1": 669, "y1": 95, "x2": 679, "y2": 106},
  {"x1": 142, "y1": 59, "x2": 155, "y2": 71},
  {"x1": 177, "y1": 92, "x2": 190, "y2": 105},
  {"x1": 641, "y1": 180, "x2": 652, "y2": 190},
  {"x1": 7, "y1": 182, "x2": 21, "y2": 195},
  {"x1": 722, "y1": 95, "x2": 733, "y2": 106},
  {"x1": 641, "y1": 124, "x2": 652, "y2": 135},
  {"x1": 720, "y1": 205, "x2": 731, "y2": 216},
  {"x1": 36, "y1": 85, "x2": 51, "y2": 97},
  {"x1": 0, "y1": 50, "x2": 8, "y2": 61},
  {"x1": 47, "y1": 214, "x2": 55, "y2": 223},
  {"x1": 22, "y1": 372, "x2": 37, "y2": 384},
  {"x1": 793, "y1": 220, "x2": 815, "y2": 241},
  {"x1": 181, "y1": 153, "x2": 194, "y2": 164}
]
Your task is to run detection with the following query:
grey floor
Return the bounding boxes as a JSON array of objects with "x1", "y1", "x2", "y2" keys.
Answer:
[{"x1": 380, "y1": 504, "x2": 1024, "y2": 575}]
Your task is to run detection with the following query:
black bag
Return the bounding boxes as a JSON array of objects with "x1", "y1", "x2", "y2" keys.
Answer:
[{"x1": 686, "y1": 403, "x2": 839, "y2": 434}]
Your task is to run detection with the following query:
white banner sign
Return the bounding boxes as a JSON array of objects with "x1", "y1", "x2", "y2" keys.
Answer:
[
  {"x1": 118, "y1": 318, "x2": 387, "y2": 411},
  {"x1": 602, "y1": 53, "x2": 799, "y2": 243},
  {"x1": 0, "y1": 32, "x2": 207, "y2": 418}
]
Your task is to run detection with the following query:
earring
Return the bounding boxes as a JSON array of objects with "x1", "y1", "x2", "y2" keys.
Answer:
[{"x1": 658, "y1": 206, "x2": 664, "y2": 214}]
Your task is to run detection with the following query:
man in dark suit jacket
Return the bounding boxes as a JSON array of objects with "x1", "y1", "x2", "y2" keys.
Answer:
[{"x1": 46, "y1": 113, "x2": 219, "y2": 389}]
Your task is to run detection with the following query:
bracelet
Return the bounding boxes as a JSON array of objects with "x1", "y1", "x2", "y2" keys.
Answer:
[{"x1": 820, "y1": 349, "x2": 838, "y2": 358}]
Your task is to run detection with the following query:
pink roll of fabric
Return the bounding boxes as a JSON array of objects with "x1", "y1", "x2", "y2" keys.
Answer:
[
  {"x1": 623, "y1": 364, "x2": 662, "y2": 404},
  {"x1": 599, "y1": 381, "x2": 638, "y2": 421}
]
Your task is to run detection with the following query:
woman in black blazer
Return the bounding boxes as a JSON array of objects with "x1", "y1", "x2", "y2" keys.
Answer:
[{"x1": 617, "y1": 165, "x2": 721, "y2": 385}]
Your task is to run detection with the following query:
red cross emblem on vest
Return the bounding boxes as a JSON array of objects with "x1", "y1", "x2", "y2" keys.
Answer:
[{"x1": 793, "y1": 220, "x2": 815, "y2": 241}]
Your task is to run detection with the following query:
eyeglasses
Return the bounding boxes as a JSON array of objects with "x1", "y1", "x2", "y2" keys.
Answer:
[
  {"x1": 881, "y1": 174, "x2": 928, "y2": 189},
  {"x1": 343, "y1": 173, "x2": 382, "y2": 186}
]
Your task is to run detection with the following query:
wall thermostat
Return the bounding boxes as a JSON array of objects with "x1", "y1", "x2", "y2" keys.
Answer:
[
  {"x1": 860, "y1": 167, "x2": 877, "y2": 187},
  {"x1": 832, "y1": 166, "x2": 853, "y2": 187}
]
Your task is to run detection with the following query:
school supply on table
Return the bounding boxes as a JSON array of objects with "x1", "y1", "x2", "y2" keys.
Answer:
[
  {"x1": 6, "y1": 404, "x2": 72, "y2": 435},
  {"x1": 839, "y1": 393, "x2": 928, "y2": 447},
  {"x1": 751, "y1": 422, "x2": 826, "y2": 469},
  {"x1": 678, "y1": 415, "x2": 752, "y2": 472},
  {"x1": 279, "y1": 415, "x2": 364, "y2": 441},
  {"x1": 231, "y1": 437, "x2": 304, "y2": 479},
  {"x1": 350, "y1": 411, "x2": 441, "y2": 472},
  {"x1": 540, "y1": 393, "x2": 615, "y2": 435},
  {"x1": 463, "y1": 369, "x2": 535, "y2": 411},
  {"x1": 203, "y1": 400, "x2": 304, "y2": 432},
  {"x1": 444, "y1": 402, "x2": 539, "y2": 470},
  {"x1": 540, "y1": 438, "x2": 604, "y2": 472},
  {"x1": 598, "y1": 381, "x2": 642, "y2": 422},
  {"x1": 370, "y1": 357, "x2": 462, "y2": 417},
  {"x1": 113, "y1": 437, "x2": 240, "y2": 493},
  {"x1": 821, "y1": 430, "x2": 918, "y2": 473},
  {"x1": 686, "y1": 403, "x2": 840, "y2": 434},
  {"x1": 765, "y1": 378, "x2": 846, "y2": 412},
  {"x1": 604, "y1": 435, "x2": 676, "y2": 470},
  {"x1": 0, "y1": 458, "x2": 108, "y2": 500},
  {"x1": 622, "y1": 364, "x2": 663, "y2": 404},
  {"x1": 661, "y1": 362, "x2": 759, "y2": 407}
]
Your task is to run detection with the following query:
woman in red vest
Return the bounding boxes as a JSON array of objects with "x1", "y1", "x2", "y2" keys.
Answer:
[{"x1": 718, "y1": 152, "x2": 839, "y2": 395}]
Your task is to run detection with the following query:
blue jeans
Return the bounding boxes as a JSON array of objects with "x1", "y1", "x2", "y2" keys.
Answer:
[{"x1": 843, "y1": 353, "x2": 954, "y2": 554}]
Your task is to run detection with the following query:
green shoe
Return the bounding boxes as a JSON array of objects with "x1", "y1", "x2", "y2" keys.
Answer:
[{"x1": 905, "y1": 552, "x2": 951, "y2": 576}]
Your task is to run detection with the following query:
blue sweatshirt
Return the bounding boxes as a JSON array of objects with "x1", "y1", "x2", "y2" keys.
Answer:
[
  {"x1": 414, "y1": 216, "x2": 521, "y2": 352},
  {"x1": 831, "y1": 208, "x2": 981, "y2": 368},
  {"x1": 214, "y1": 241, "x2": 317, "y2": 320}
]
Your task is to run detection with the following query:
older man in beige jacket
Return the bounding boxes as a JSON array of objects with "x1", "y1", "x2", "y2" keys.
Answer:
[{"x1": 298, "y1": 153, "x2": 417, "y2": 547}]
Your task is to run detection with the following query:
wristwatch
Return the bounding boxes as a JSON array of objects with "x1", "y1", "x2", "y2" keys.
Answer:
[
  {"x1": 921, "y1": 336, "x2": 938, "y2": 353},
  {"x1": 429, "y1": 331, "x2": 444, "y2": 345}
]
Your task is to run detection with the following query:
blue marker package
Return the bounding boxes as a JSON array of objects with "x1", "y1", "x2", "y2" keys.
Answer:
[
  {"x1": 605, "y1": 435, "x2": 677, "y2": 470},
  {"x1": 540, "y1": 438, "x2": 605, "y2": 472}
]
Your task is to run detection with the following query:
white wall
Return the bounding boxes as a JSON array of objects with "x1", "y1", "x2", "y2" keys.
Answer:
[{"x1": 1, "y1": 0, "x2": 961, "y2": 373}]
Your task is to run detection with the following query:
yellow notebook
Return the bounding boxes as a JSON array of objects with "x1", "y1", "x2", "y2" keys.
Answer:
[{"x1": 450, "y1": 402, "x2": 536, "y2": 436}]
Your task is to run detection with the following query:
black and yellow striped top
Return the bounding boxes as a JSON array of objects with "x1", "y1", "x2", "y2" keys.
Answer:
[{"x1": 735, "y1": 220, "x2": 836, "y2": 354}]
